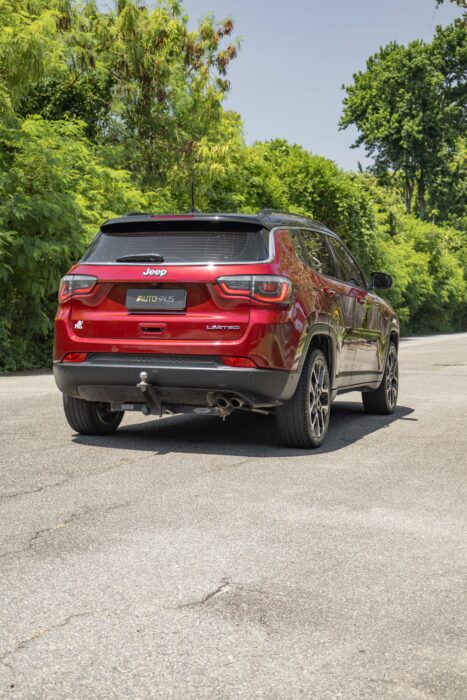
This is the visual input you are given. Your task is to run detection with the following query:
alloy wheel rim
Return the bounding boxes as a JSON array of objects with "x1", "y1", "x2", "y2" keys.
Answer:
[
  {"x1": 309, "y1": 358, "x2": 330, "y2": 438},
  {"x1": 385, "y1": 348, "x2": 398, "y2": 409}
]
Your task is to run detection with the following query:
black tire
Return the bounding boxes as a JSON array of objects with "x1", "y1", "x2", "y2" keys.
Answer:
[
  {"x1": 362, "y1": 341, "x2": 398, "y2": 415},
  {"x1": 275, "y1": 348, "x2": 331, "y2": 449},
  {"x1": 63, "y1": 395, "x2": 124, "y2": 435}
]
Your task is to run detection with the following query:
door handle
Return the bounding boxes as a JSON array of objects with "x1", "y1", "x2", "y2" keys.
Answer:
[{"x1": 323, "y1": 286, "x2": 336, "y2": 298}]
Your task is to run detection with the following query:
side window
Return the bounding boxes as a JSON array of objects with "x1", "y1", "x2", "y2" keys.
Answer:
[
  {"x1": 290, "y1": 231, "x2": 307, "y2": 264},
  {"x1": 297, "y1": 229, "x2": 337, "y2": 278},
  {"x1": 327, "y1": 237, "x2": 366, "y2": 289}
]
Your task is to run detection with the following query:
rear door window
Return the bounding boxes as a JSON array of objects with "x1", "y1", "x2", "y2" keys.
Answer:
[
  {"x1": 294, "y1": 229, "x2": 338, "y2": 278},
  {"x1": 82, "y1": 228, "x2": 269, "y2": 264}
]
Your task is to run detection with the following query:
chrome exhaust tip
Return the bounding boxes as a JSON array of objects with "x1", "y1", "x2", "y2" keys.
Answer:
[{"x1": 214, "y1": 394, "x2": 229, "y2": 408}]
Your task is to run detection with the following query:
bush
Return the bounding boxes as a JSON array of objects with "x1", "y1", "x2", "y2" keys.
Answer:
[{"x1": 0, "y1": 115, "x2": 163, "y2": 371}]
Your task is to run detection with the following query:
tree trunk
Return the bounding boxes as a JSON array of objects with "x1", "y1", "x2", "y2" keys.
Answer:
[
  {"x1": 405, "y1": 174, "x2": 414, "y2": 214},
  {"x1": 417, "y1": 174, "x2": 426, "y2": 220}
]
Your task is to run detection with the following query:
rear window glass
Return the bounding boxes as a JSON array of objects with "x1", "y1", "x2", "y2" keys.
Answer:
[{"x1": 82, "y1": 229, "x2": 269, "y2": 264}]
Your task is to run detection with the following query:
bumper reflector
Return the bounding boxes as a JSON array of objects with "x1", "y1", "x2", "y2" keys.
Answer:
[
  {"x1": 63, "y1": 352, "x2": 88, "y2": 363},
  {"x1": 221, "y1": 356, "x2": 256, "y2": 368}
]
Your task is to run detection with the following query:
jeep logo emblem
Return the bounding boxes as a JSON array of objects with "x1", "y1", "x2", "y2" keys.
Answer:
[{"x1": 142, "y1": 268, "x2": 167, "y2": 277}]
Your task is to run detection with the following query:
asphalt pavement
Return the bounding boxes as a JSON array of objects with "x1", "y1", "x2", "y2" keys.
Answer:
[{"x1": 0, "y1": 333, "x2": 466, "y2": 699}]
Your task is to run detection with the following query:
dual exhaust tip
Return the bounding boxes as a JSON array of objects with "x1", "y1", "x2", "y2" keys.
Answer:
[
  {"x1": 137, "y1": 372, "x2": 245, "y2": 414},
  {"x1": 213, "y1": 394, "x2": 244, "y2": 410}
]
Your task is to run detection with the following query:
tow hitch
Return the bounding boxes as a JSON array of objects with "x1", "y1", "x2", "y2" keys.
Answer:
[
  {"x1": 107, "y1": 373, "x2": 276, "y2": 418},
  {"x1": 136, "y1": 371, "x2": 162, "y2": 416}
]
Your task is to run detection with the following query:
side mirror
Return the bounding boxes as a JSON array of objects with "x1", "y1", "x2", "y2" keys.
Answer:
[{"x1": 371, "y1": 271, "x2": 392, "y2": 290}]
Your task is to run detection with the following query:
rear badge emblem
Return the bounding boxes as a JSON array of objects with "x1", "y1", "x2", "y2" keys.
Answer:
[
  {"x1": 206, "y1": 325, "x2": 240, "y2": 331},
  {"x1": 74, "y1": 320, "x2": 83, "y2": 330},
  {"x1": 142, "y1": 268, "x2": 167, "y2": 277}
]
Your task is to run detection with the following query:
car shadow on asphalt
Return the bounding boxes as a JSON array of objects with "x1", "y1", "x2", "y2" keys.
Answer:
[{"x1": 72, "y1": 400, "x2": 415, "y2": 458}]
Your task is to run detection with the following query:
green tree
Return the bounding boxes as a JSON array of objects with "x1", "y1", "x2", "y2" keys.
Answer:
[
  {"x1": 339, "y1": 22, "x2": 466, "y2": 220},
  {"x1": 0, "y1": 0, "x2": 67, "y2": 105},
  {"x1": 107, "y1": 1, "x2": 239, "y2": 188},
  {"x1": 16, "y1": 0, "x2": 240, "y2": 190}
]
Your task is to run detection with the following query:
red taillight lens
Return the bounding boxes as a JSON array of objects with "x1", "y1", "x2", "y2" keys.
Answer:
[
  {"x1": 252, "y1": 277, "x2": 291, "y2": 303},
  {"x1": 217, "y1": 276, "x2": 253, "y2": 296},
  {"x1": 58, "y1": 275, "x2": 97, "y2": 303},
  {"x1": 221, "y1": 356, "x2": 257, "y2": 368},
  {"x1": 217, "y1": 275, "x2": 292, "y2": 304},
  {"x1": 63, "y1": 352, "x2": 88, "y2": 362}
]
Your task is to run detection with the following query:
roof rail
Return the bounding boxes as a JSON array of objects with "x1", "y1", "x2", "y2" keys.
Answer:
[
  {"x1": 260, "y1": 208, "x2": 309, "y2": 219},
  {"x1": 260, "y1": 209, "x2": 329, "y2": 229}
]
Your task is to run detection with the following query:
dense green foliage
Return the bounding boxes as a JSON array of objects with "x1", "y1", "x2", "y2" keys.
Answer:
[
  {"x1": 340, "y1": 21, "x2": 466, "y2": 222},
  {"x1": 0, "y1": 0, "x2": 466, "y2": 371}
]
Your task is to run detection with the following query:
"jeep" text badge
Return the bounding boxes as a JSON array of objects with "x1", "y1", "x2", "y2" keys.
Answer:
[{"x1": 142, "y1": 268, "x2": 167, "y2": 277}]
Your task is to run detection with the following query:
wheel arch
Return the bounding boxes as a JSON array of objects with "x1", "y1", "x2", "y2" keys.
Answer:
[{"x1": 298, "y1": 323, "x2": 338, "y2": 392}]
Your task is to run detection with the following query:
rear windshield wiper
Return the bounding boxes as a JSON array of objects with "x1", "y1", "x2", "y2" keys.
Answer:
[{"x1": 116, "y1": 254, "x2": 164, "y2": 263}]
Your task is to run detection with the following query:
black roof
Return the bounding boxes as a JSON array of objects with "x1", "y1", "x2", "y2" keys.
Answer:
[{"x1": 101, "y1": 209, "x2": 333, "y2": 235}]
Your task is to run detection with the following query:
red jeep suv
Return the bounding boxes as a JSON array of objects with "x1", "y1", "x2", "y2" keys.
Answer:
[{"x1": 54, "y1": 210, "x2": 399, "y2": 448}]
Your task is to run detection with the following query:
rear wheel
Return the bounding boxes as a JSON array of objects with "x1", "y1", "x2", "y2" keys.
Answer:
[
  {"x1": 362, "y1": 341, "x2": 398, "y2": 415},
  {"x1": 63, "y1": 395, "x2": 124, "y2": 435},
  {"x1": 275, "y1": 348, "x2": 331, "y2": 448}
]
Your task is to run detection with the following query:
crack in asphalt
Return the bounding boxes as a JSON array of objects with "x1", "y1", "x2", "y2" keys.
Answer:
[
  {"x1": 0, "y1": 501, "x2": 131, "y2": 560},
  {"x1": 0, "y1": 475, "x2": 75, "y2": 501},
  {"x1": 0, "y1": 453, "x2": 253, "y2": 504},
  {"x1": 26, "y1": 509, "x2": 87, "y2": 550},
  {"x1": 178, "y1": 578, "x2": 231, "y2": 608},
  {"x1": 176, "y1": 580, "x2": 282, "y2": 628},
  {"x1": 0, "y1": 612, "x2": 91, "y2": 669},
  {"x1": 0, "y1": 460, "x2": 131, "y2": 502}
]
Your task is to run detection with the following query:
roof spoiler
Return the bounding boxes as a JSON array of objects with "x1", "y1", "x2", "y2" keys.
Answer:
[{"x1": 101, "y1": 215, "x2": 265, "y2": 234}]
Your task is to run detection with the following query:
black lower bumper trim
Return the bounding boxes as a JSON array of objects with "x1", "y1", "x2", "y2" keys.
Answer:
[{"x1": 53, "y1": 361, "x2": 300, "y2": 406}]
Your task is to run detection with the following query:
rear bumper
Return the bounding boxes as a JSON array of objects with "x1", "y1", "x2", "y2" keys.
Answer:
[{"x1": 53, "y1": 356, "x2": 300, "y2": 407}]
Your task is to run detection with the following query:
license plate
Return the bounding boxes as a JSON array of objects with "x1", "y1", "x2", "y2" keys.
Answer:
[{"x1": 126, "y1": 288, "x2": 186, "y2": 311}]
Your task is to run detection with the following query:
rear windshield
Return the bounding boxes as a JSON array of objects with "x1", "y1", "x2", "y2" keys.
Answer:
[{"x1": 82, "y1": 229, "x2": 269, "y2": 264}]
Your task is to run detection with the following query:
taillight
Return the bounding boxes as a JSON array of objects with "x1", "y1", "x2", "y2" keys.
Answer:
[
  {"x1": 217, "y1": 276, "x2": 252, "y2": 296},
  {"x1": 63, "y1": 352, "x2": 88, "y2": 362},
  {"x1": 217, "y1": 276, "x2": 292, "y2": 304},
  {"x1": 221, "y1": 356, "x2": 257, "y2": 368},
  {"x1": 58, "y1": 275, "x2": 97, "y2": 303},
  {"x1": 252, "y1": 277, "x2": 291, "y2": 303}
]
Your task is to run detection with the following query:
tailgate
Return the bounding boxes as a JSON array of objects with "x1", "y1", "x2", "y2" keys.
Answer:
[{"x1": 70, "y1": 265, "x2": 250, "y2": 341}]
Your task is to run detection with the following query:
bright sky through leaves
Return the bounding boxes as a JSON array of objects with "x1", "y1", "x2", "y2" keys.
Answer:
[{"x1": 179, "y1": 0, "x2": 462, "y2": 170}]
